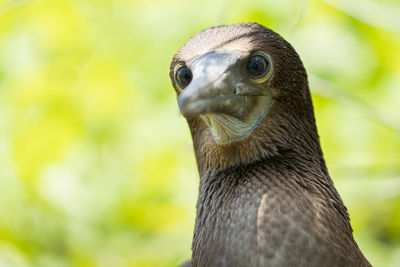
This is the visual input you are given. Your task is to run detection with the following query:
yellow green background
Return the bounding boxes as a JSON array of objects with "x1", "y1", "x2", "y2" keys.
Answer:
[{"x1": 0, "y1": 0, "x2": 399, "y2": 266}]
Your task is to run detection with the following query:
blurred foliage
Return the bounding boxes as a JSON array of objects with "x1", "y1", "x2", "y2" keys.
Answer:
[{"x1": 0, "y1": 0, "x2": 399, "y2": 266}]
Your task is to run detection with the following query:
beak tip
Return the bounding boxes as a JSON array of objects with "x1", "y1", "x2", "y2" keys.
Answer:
[{"x1": 178, "y1": 93, "x2": 196, "y2": 117}]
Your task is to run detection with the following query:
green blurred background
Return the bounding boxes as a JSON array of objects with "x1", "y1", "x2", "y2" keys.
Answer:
[{"x1": 0, "y1": 0, "x2": 399, "y2": 266}]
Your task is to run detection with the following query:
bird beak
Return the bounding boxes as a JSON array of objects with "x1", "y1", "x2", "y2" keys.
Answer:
[{"x1": 178, "y1": 51, "x2": 244, "y2": 117}]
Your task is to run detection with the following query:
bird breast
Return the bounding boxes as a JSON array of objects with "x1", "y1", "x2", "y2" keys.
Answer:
[{"x1": 191, "y1": 163, "x2": 352, "y2": 267}]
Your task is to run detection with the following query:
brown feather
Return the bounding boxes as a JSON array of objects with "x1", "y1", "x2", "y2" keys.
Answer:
[{"x1": 170, "y1": 23, "x2": 371, "y2": 267}]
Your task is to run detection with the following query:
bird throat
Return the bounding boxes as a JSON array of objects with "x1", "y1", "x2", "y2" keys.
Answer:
[{"x1": 200, "y1": 96, "x2": 273, "y2": 143}]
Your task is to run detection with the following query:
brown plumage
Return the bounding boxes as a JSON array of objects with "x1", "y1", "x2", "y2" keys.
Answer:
[{"x1": 170, "y1": 23, "x2": 371, "y2": 267}]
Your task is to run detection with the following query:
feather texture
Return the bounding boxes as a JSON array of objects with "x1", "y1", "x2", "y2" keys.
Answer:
[{"x1": 170, "y1": 23, "x2": 371, "y2": 267}]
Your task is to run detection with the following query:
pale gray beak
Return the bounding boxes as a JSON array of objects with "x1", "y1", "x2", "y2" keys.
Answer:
[
  {"x1": 178, "y1": 51, "x2": 243, "y2": 117},
  {"x1": 177, "y1": 50, "x2": 274, "y2": 143},
  {"x1": 178, "y1": 50, "x2": 271, "y2": 120}
]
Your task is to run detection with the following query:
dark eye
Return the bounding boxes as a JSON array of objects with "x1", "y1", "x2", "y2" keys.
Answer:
[
  {"x1": 246, "y1": 54, "x2": 269, "y2": 79},
  {"x1": 175, "y1": 65, "x2": 193, "y2": 88}
]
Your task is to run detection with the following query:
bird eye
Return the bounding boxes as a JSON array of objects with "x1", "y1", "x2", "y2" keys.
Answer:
[
  {"x1": 175, "y1": 65, "x2": 193, "y2": 89},
  {"x1": 246, "y1": 54, "x2": 270, "y2": 79}
]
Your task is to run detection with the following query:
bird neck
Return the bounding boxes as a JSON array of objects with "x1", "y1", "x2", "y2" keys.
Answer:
[
  {"x1": 188, "y1": 106, "x2": 326, "y2": 175},
  {"x1": 191, "y1": 155, "x2": 354, "y2": 267}
]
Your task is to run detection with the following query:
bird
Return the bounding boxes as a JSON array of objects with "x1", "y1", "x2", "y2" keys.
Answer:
[{"x1": 169, "y1": 22, "x2": 371, "y2": 267}]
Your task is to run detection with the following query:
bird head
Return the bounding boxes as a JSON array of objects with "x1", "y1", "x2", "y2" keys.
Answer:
[{"x1": 170, "y1": 23, "x2": 320, "y2": 170}]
